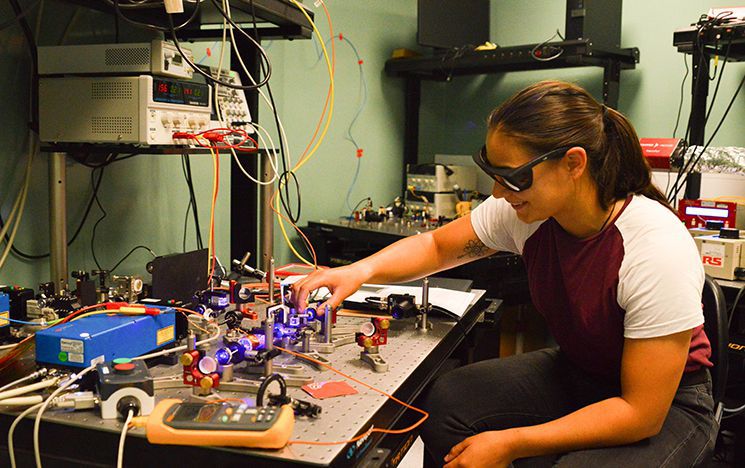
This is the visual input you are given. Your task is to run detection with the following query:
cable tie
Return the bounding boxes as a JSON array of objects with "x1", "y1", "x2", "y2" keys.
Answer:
[
  {"x1": 358, "y1": 60, "x2": 364, "y2": 65},
  {"x1": 164, "y1": 0, "x2": 184, "y2": 14},
  {"x1": 202, "y1": 131, "x2": 226, "y2": 142},
  {"x1": 339, "y1": 33, "x2": 343, "y2": 40},
  {"x1": 356, "y1": 148, "x2": 364, "y2": 158}
]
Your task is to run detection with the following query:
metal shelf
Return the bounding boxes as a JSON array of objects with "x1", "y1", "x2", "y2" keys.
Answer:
[
  {"x1": 671, "y1": 21, "x2": 745, "y2": 198},
  {"x1": 385, "y1": 39, "x2": 639, "y2": 80},
  {"x1": 674, "y1": 22, "x2": 745, "y2": 61},
  {"x1": 64, "y1": 0, "x2": 313, "y2": 39},
  {"x1": 383, "y1": 39, "x2": 640, "y2": 192}
]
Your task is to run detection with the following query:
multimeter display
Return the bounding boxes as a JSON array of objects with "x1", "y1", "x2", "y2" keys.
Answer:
[
  {"x1": 153, "y1": 78, "x2": 209, "y2": 107},
  {"x1": 164, "y1": 402, "x2": 279, "y2": 432},
  {"x1": 172, "y1": 403, "x2": 218, "y2": 423}
]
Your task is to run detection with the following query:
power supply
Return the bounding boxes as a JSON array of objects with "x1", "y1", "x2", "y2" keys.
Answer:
[
  {"x1": 38, "y1": 40, "x2": 194, "y2": 80},
  {"x1": 39, "y1": 75, "x2": 213, "y2": 145}
]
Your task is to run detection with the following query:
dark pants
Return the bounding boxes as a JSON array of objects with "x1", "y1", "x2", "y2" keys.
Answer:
[{"x1": 420, "y1": 348, "x2": 718, "y2": 467}]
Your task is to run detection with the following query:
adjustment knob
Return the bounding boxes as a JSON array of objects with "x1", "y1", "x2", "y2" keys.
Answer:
[
  {"x1": 200, "y1": 376, "x2": 214, "y2": 390},
  {"x1": 180, "y1": 353, "x2": 194, "y2": 366}
]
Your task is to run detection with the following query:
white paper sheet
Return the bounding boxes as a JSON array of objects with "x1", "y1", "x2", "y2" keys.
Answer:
[{"x1": 345, "y1": 284, "x2": 476, "y2": 319}]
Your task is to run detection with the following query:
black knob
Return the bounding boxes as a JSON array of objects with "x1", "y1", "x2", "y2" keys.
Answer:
[
  {"x1": 706, "y1": 220, "x2": 725, "y2": 230},
  {"x1": 720, "y1": 228, "x2": 740, "y2": 239}
]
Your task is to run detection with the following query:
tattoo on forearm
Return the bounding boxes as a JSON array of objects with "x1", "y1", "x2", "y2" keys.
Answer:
[{"x1": 458, "y1": 239, "x2": 488, "y2": 259}]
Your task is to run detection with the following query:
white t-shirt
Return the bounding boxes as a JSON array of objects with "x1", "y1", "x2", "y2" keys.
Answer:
[{"x1": 471, "y1": 194, "x2": 710, "y2": 378}]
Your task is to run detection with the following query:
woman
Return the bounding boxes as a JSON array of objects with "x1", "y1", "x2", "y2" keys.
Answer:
[{"x1": 292, "y1": 81, "x2": 716, "y2": 467}]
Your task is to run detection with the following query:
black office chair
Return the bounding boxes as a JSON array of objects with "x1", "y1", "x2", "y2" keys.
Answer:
[{"x1": 701, "y1": 274, "x2": 729, "y2": 421}]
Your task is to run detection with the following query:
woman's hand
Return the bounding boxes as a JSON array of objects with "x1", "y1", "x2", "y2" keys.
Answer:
[
  {"x1": 443, "y1": 431, "x2": 517, "y2": 468},
  {"x1": 290, "y1": 264, "x2": 371, "y2": 313}
]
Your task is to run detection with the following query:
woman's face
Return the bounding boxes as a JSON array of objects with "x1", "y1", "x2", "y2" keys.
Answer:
[{"x1": 485, "y1": 130, "x2": 578, "y2": 224}]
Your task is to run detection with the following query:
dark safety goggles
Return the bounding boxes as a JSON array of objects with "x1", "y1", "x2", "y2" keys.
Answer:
[{"x1": 473, "y1": 145, "x2": 571, "y2": 192}]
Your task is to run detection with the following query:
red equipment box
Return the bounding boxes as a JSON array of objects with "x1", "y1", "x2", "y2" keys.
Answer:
[
  {"x1": 678, "y1": 199, "x2": 745, "y2": 229},
  {"x1": 640, "y1": 138, "x2": 686, "y2": 169}
]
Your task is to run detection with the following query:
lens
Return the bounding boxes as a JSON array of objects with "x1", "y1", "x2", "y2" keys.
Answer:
[{"x1": 508, "y1": 170, "x2": 533, "y2": 191}]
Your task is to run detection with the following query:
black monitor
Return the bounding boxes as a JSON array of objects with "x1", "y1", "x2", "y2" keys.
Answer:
[{"x1": 417, "y1": 0, "x2": 490, "y2": 50}]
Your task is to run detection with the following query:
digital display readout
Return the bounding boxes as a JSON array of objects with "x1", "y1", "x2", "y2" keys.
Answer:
[
  {"x1": 172, "y1": 403, "x2": 219, "y2": 422},
  {"x1": 152, "y1": 78, "x2": 208, "y2": 107}
]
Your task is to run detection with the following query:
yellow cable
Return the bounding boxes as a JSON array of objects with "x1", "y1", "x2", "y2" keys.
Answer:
[
  {"x1": 275, "y1": 0, "x2": 334, "y2": 266},
  {"x1": 275, "y1": 194, "x2": 314, "y2": 266},
  {"x1": 68, "y1": 310, "x2": 146, "y2": 322},
  {"x1": 288, "y1": 0, "x2": 334, "y2": 171},
  {"x1": 208, "y1": 148, "x2": 218, "y2": 278},
  {"x1": 0, "y1": 135, "x2": 35, "y2": 270}
]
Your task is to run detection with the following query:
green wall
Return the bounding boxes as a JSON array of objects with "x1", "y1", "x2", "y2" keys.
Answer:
[
  {"x1": 0, "y1": 0, "x2": 742, "y2": 288},
  {"x1": 419, "y1": 0, "x2": 745, "y2": 159}
]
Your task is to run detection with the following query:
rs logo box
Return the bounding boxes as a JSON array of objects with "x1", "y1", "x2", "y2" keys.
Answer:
[{"x1": 694, "y1": 235, "x2": 745, "y2": 280}]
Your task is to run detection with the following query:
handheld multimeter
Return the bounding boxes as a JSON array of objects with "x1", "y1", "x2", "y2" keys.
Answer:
[{"x1": 138, "y1": 399, "x2": 294, "y2": 449}]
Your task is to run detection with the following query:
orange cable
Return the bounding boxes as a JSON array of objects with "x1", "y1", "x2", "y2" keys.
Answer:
[
  {"x1": 269, "y1": 188, "x2": 319, "y2": 267},
  {"x1": 270, "y1": 1, "x2": 334, "y2": 268},
  {"x1": 58, "y1": 302, "x2": 112, "y2": 324},
  {"x1": 294, "y1": 1, "x2": 336, "y2": 169},
  {"x1": 274, "y1": 345, "x2": 429, "y2": 446},
  {"x1": 173, "y1": 306, "x2": 217, "y2": 335}
]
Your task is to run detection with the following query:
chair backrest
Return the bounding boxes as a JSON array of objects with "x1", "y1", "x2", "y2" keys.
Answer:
[{"x1": 701, "y1": 274, "x2": 729, "y2": 404}]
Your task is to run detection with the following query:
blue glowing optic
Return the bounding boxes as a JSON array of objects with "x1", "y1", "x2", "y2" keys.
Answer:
[{"x1": 215, "y1": 348, "x2": 232, "y2": 365}]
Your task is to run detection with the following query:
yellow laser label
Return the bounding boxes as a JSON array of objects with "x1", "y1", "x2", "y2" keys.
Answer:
[{"x1": 156, "y1": 325, "x2": 175, "y2": 346}]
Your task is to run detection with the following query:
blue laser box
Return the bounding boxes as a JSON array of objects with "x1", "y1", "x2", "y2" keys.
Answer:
[{"x1": 35, "y1": 306, "x2": 177, "y2": 368}]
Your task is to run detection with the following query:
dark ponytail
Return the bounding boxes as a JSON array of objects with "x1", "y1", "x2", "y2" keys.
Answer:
[
  {"x1": 488, "y1": 81, "x2": 672, "y2": 211},
  {"x1": 601, "y1": 107, "x2": 671, "y2": 209}
]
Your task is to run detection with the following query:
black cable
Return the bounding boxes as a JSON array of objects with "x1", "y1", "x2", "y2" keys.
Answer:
[
  {"x1": 530, "y1": 28, "x2": 564, "y2": 62},
  {"x1": 165, "y1": 2, "x2": 271, "y2": 90},
  {"x1": 0, "y1": 0, "x2": 40, "y2": 32},
  {"x1": 3, "y1": 153, "x2": 138, "y2": 260},
  {"x1": 188, "y1": 154, "x2": 204, "y2": 249},
  {"x1": 182, "y1": 199, "x2": 192, "y2": 252},
  {"x1": 670, "y1": 34, "x2": 735, "y2": 200},
  {"x1": 277, "y1": 169, "x2": 301, "y2": 224},
  {"x1": 408, "y1": 162, "x2": 454, "y2": 176},
  {"x1": 256, "y1": 373, "x2": 287, "y2": 407},
  {"x1": 180, "y1": 154, "x2": 198, "y2": 250},
  {"x1": 704, "y1": 34, "x2": 733, "y2": 125},
  {"x1": 668, "y1": 15, "x2": 735, "y2": 203},
  {"x1": 727, "y1": 285, "x2": 745, "y2": 330},
  {"x1": 672, "y1": 53, "x2": 690, "y2": 138},
  {"x1": 682, "y1": 16, "x2": 717, "y2": 145},
  {"x1": 90, "y1": 163, "x2": 110, "y2": 271},
  {"x1": 246, "y1": 0, "x2": 300, "y2": 224},
  {"x1": 8, "y1": 0, "x2": 38, "y2": 134},
  {"x1": 182, "y1": 154, "x2": 203, "y2": 250},
  {"x1": 112, "y1": 0, "x2": 200, "y2": 33},
  {"x1": 181, "y1": 154, "x2": 191, "y2": 252},
  {"x1": 109, "y1": 245, "x2": 156, "y2": 274},
  {"x1": 114, "y1": 6, "x2": 120, "y2": 43},
  {"x1": 669, "y1": 72, "x2": 745, "y2": 202}
]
